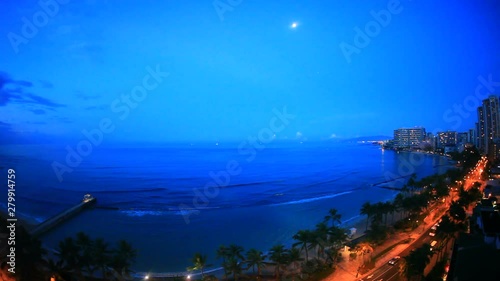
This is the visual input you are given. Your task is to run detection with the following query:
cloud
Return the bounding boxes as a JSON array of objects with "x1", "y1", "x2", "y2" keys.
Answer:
[
  {"x1": 67, "y1": 41, "x2": 105, "y2": 63},
  {"x1": 30, "y1": 109, "x2": 47, "y2": 115},
  {"x1": 0, "y1": 72, "x2": 33, "y2": 88},
  {"x1": 0, "y1": 71, "x2": 65, "y2": 108},
  {"x1": 0, "y1": 121, "x2": 16, "y2": 144},
  {"x1": 85, "y1": 105, "x2": 108, "y2": 110},
  {"x1": 296, "y1": 131, "x2": 303, "y2": 138},
  {"x1": 27, "y1": 121, "x2": 47, "y2": 125},
  {"x1": 0, "y1": 91, "x2": 16, "y2": 106},
  {"x1": 56, "y1": 24, "x2": 79, "y2": 36},
  {"x1": 75, "y1": 91, "x2": 101, "y2": 100},
  {"x1": 24, "y1": 93, "x2": 65, "y2": 108},
  {"x1": 53, "y1": 116, "x2": 73, "y2": 124},
  {"x1": 0, "y1": 121, "x2": 12, "y2": 131},
  {"x1": 329, "y1": 133, "x2": 338, "y2": 139},
  {"x1": 0, "y1": 73, "x2": 21, "y2": 106},
  {"x1": 39, "y1": 80, "x2": 54, "y2": 88}
]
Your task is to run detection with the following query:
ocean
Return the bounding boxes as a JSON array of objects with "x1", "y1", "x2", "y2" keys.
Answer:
[{"x1": 0, "y1": 141, "x2": 452, "y2": 273}]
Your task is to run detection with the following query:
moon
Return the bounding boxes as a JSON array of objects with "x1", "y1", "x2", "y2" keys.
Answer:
[{"x1": 291, "y1": 22, "x2": 298, "y2": 29}]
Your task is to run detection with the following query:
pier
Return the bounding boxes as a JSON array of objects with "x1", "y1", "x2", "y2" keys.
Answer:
[{"x1": 31, "y1": 194, "x2": 97, "y2": 237}]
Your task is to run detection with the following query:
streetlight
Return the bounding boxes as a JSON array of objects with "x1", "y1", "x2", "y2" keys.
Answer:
[{"x1": 144, "y1": 275, "x2": 150, "y2": 280}]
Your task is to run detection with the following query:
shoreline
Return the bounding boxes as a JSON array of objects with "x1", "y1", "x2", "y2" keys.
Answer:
[{"x1": 2, "y1": 145, "x2": 455, "y2": 275}]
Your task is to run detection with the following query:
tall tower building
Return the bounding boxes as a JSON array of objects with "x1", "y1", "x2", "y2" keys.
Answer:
[
  {"x1": 477, "y1": 107, "x2": 485, "y2": 151},
  {"x1": 468, "y1": 128, "x2": 476, "y2": 146},
  {"x1": 478, "y1": 95, "x2": 500, "y2": 153}
]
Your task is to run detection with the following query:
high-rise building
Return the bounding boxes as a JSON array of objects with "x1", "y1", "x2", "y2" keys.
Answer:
[
  {"x1": 457, "y1": 132, "x2": 468, "y2": 144},
  {"x1": 437, "y1": 131, "x2": 457, "y2": 148},
  {"x1": 477, "y1": 96, "x2": 500, "y2": 153},
  {"x1": 477, "y1": 107, "x2": 485, "y2": 151},
  {"x1": 469, "y1": 128, "x2": 476, "y2": 146},
  {"x1": 393, "y1": 127, "x2": 426, "y2": 148}
]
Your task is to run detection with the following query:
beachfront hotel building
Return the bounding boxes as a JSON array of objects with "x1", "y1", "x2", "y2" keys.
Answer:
[{"x1": 393, "y1": 127, "x2": 426, "y2": 149}]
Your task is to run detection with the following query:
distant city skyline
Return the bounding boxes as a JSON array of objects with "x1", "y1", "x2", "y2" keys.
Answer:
[{"x1": 1, "y1": 0, "x2": 500, "y2": 144}]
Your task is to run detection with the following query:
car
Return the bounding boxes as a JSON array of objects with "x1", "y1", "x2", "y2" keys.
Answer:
[
  {"x1": 431, "y1": 225, "x2": 438, "y2": 230},
  {"x1": 388, "y1": 256, "x2": 401, "y2": 265},
  {"x1": 430, "y1": 240, "x2": 438, "y2": 251},
  {"x1": 429, "y1": 231, "x2": 436, "y2": 236}
]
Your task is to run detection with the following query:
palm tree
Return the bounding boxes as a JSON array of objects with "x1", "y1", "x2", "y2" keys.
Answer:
[
  {"x1": 217, "y1": 245, "x2": 230, "y2": 279},
  {"x1": 15, "y1": 227, "x2": 48, "y2": 281},
  {"x1": 449, "y1": 201, "x2": 466, "y2": 222},
  {"x1": 394, "y1": 193, "x2": 405, "y2": 220},
  {"x1": 382, "y1": 201, "x2": 395, "y2": 225},
  {"x1": 436, "y1": 215, "x2": 462, "y2": 262},
  {"x1": 111, "y1": 240, "x2": 137, "y2": 279},
  {"x1": 371, "y1": 202, "x2": 384, "y2": 226},
  {"x1": 360, "y1": 202, "x2": 373, "y2": 231},
  {"x1": 292, "y1": 229, "x2": 313, "y2": 261},
  {"x1": 375, "y1": 201, "x2": 389, "y2": 226},
  {"x1": 228, "y1": 244, "x2": 245, "y2": 261},
  {"x1": 225, "y1": 257, "x2": 243, "y2": 281},
  {"x1": 93, "y1": 238, "x2": 112, "y2": 279},
  {"x1": 313, "y1": 222, "x2": 329, "y2": 258},
  {"x1": 385, "y1": 201, "x2": 396, "y2": 224},
  {"x1": 246, "y1": 248, "x2": 267, "y2": 278},
  {"x1": 269, "y1": 244, "x2": 288, "y2": 280},
  {"x1": 46, "y1": 258, "x2": 67, "y2": 281},
  {"x1": 287, "y1": 247, "x2": 303, "y2": 281},
  {"x1": 401, "y1": 196, "x2": 416, "y2": 219},
  {"x1": 407, "y1": 173, "x2": 417, "y2": 194},
  {"x1": 187, "y1": 253, "x2": 209, "y2": 278},
  {"x1": 401, "y1": 243, "x2": 432, "y2": 280},
  {"x1": 75, "y1": 231, "x2": 94, "y2": 277},
  {"x1": 401, "y1": 184, "x2": 410, "y2": 196},
  {"x1": 355, "y1": 242, "x2": 373, "y2": 263},
  {"x1": 324, "y1": 208, "x2": 342, "y2": 227},
  {"x1": 327, "y1": 225, "x2": 348, "y2": 252},
  {"x1": 56, "y1": 237, "x2": 83, "y2": 278}
]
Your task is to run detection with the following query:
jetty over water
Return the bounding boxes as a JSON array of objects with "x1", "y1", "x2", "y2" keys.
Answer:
[{"x1": 31, "y1": 194, "x2": 97, "y2": 238}]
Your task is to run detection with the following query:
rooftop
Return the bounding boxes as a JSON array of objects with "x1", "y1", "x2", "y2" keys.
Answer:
[
  {"x1": 448, "y1": 233, "x2": 500, "y2": 281},
  {"x1": 481, "y1": 210, "x2": 500, "y2": 234}
]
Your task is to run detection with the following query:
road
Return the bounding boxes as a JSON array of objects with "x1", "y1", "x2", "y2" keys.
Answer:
[
  {"x1": 358, "y1": 226, "x2": 439, "y2": 281},
  {"x1": 357, "y1": 156, "x2": 488, "y2": 281}
]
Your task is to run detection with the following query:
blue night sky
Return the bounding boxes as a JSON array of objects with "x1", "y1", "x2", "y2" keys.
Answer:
[{"x1": 1, "y1": 0, "x2": 500, "y2": 144}]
